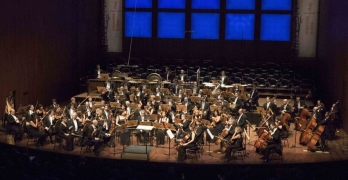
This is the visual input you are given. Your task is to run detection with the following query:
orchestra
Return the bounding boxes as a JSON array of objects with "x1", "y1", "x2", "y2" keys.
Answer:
[{"x1": 3, "y1": 67, "x2": 341, "y2": 163}]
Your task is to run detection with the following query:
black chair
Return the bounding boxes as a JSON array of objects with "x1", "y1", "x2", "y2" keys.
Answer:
[
  {"x1": 280, "y1": 79, "x2": 290, "y2": 88},
  {"x1": 211, "y1": 71, "x2": 218, "y2": 78},
  {"x1": 4, "y1": 127, "x2": 16, "y2": 144},
  {"x1": 258, "y1": 78, "x2": 266, "y2": 87},
  {"x1": 53, "y1": 136, "x2": 66, "y2": 150},
  {"x1": 233, "y1": 77, "x2": 242, "y2": 84},
  {"x1": 80, "y1": 134, "x2": 93, "y2": 154},
  {"x1": 231, "y1": 142, "x2": 247, "y2": 162},
  {"x1": 203, "y1": 76, "x2": 210, "y2": 83},
  {"x1": 245, "y1": 77, "x2": 254, "y2": 86},
  {"x1": 190, "y1": 75, "x2": 197, "y2": 82},
  {"x1": 186, "y1": 143, "x2": 202, "y2": 161},
  {"x1": 26, "y1": 130, "x2": 38, "y2": 147},
  {"x1": 269, "y1": 78, "x2": 278, "y2": 87}
]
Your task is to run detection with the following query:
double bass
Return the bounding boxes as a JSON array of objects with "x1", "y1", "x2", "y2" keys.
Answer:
[{"x1": 294, "y1": 108, "x2": 310, "y2": 131}]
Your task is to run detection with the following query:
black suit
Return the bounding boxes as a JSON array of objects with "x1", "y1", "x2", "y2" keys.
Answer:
[
  {"x1": 163, "y1": 72, "x2": 173, "y2": 82},
  {"x1": 95, "y1": 69, "x2": 103, "y2": 78},
  {"x1": 293, "y1": 100, "x2": 307, "y2": 112},
  {"x1": 263, "y1": 128, "x2": 282, "y2": 161},
  {"x1": 43, "y1": 115, "x2": 56, "y2": 142},
  {"x1": 236, "y1": 113, "x2": 247, "y2": 129},
  {"x1": 231, "y1": 97, "x2": 243, "y2": 113},
  {"x1": 218, "y1": 76, "x2": 229, "y2": 85},
  {"x1": 179, "y1": 73, "x2": 188, "y2": 82},
  {"x1": 86, "y1": 125, "x2": 104, "y2": 154},
  {"x1": 6, "y1": 114, "x2": 24, "y2": 141},
  {"x1": 136, "y1": 115, "x2": 149, "y2": 143},
  {"x1": 182, "y1": 101, "x2": 193, "y2": 114},
  {"x1": 25, "y1": 110, "x2": 35, "y2": 123},
  {"x1": 67, "y1": 119, "x2": 83, "y2": 134},
  {"x1": 279, "y1": 104, "x2": 292, "y2": 114},
  {"x1": 199, "y1": 101, "x2": 210, "y2": 119},
  {"x1": 249, "y1": 90, "x2": 259, "y2": 106}
]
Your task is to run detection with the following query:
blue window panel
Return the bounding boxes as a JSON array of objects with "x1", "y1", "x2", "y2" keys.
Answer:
[
  {"x1": 192, "y1": 0, "x2": 220, "y2": 9},
  {"x1": 158, "y1": 0, "x2": 185, "y2": 9},
  {"x1": 225, "y1": 14, "x2": 255, "y2": 40},
  {"x1": 262, "y1": 0, "x2": 292, "y2": 10},
  {"x1": 125, "y1": 12, "x2": 152, "y2": 37},
  {"x1": 125, "y1": 0, "x2": 152, "y2": 8},
  {"x1": 260, "y1": 14, "x2": 291, "y2": 41},
  {"x1": 191, "y1": 13, "x2": 220, "y2": 39},
  {"x1": 158, "y1": 13, "x2": 185, "y2": 38},
  {"x1": 226, "y1": 0, "x2": 255, "y2": 10}
]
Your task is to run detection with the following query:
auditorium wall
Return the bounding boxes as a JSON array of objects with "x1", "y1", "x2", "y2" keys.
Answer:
[{"x1": 0, "y1": 0, "x2": 103, "y2": 114}]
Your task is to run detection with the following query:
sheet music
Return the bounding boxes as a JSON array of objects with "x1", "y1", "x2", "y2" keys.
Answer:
[{"x1": 166, "y1": 129, "x2": 175, "y2": 139}]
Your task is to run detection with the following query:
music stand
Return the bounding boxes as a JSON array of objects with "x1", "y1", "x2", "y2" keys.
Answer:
[
  {"x1": 207, "y1": 98, "x2": 217, "y2": 104},
  {"x1": 165, "y1": 128, "x2": 175, "y2": 157},
  {"x1": 136, "y1": 125, "x2": 154, "y2": 154},
  {"x1": 190, "y1": 96, "x2": 201, "y2": 104},
  {"x1": 184, "y1": 89, "x2": 193, "y2": 96},
  {"x1": 111, "y1": 124, "x2": 128, "y2": 156},
  {"x1": 172, "y1": 96, "x2": 181, "y2": 103},
  {"x1": 100, "y1": 73, "x2": 111, "y2": 80},
  {"x1": 109, "y1": 102, "x2": 121, "y2": 109},
  {"x1": 161, "y1": 104, "x2": 171, "y2": 112},
  {"x1": 97, "y1": 86, "x2": 107, "y2": 93},
  {"x1": 161, "y1": 88, "x2": 171, "y2": 95},
  {"x1": 176, "y1": 105, "x2": 187, "y2": 113},
  {"x1": 202, "y1": 89, "x2": 212, "y2": 96},
  {"x1": 210, "y1": 105, "x2": 221, "y2": 112},
  {"x1": 147, "y1": 114, "x2": 158, "y2": 121}
]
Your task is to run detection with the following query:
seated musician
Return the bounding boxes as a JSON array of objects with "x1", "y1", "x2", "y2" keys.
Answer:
[
  {"x1": 219, "y1": 71, "x2": 229, "y2": 85},
  {"x1": 36, "y1": 104, "x2": 46, "y2": 118},
  {"x1": 6, "y1": 109, "x2": 23, "y2": 142},
  {"x1": 199, "y1": 96, "x2": 209, "y2": 119},
  {"x1": 171, "y1": 79, "x2": 182, "y2": 95},
  {"x1": 65, "y1": 103, "x2": 76, "y2": 119},
  {"x1": 195, "y1": 119, "x2": 205, "y2": 145},
  {"x1": 154, "y1": 87, "x2": 164, "y2": 99},
  {"x1": 87, "y1": 96, "x2": 94, "y2": 108},
  {"x1": 156, "y1": 111, "x2": 169, "y2": 147},
  {"x1": 231, "y1": 92, "x2": 243, "y2": 114},
  {"x1": 27, "y1": 114, "x2": 47, "y2": 147},
  {"x1": 261, "y1": 123, "x2": 282, "y2": 163},
  {"x1": 56, "y1": 117, "x2": 75, "y2": 151},
  {"x1": 224, "y1": 126, "x2": 244, "y2": 162},
  {"x1": 102, "y1": 80, "x2": 115, "y2": 103},
  {"x1": 86, "y1": 120, "x2": 104, "y2": 156},
  {"x1": 207, "y1": 110, "x2": 223, "y2": 142},
  {"x1": 67, "y1": 112, "x2": 84, "y2": 146},
  {"x1": 279, "y1": 99, "x2": 291, "y2": 115},
  {"x1": 219, "y1": 118, "x2": 237, "y2": 150},
  {"x1": 135, "y1": 87, "x2": 144, "y2": 104},
  {"x1": 98, "y1": 105, "x2": 113, "y2": 147},
  {"x1": 43, "y1": 110, "x2": 57, "y2": 144},
  {"x1": 315, "y1": 103, "x2": 328, "y2": 148},
  {"x1": 25, "y1": 104, "x2": 35, "y2": 124},
  {"x1": 235, "y1": 109, "x2": 247, "y2": 129},
  {"x1": 177, "y1": 125, "x2": 197, "y2": 162},
  {"x1": 176, "y1": 114, "x2": 191, "y2": 141},
  {"x1": 182, "y1": 97, "x2": 192, "y2": 114},
  {"x1": 263, "y1": 96, "x2": 275, "y2": 112},
  {"x1": 293, "y1": 96, "x2": 307, "y2": 113},
  {"x1": 163, "y1": 67, "x2": 173, "y2": 82},
  {"x1": 145, "y1": 101, "x2": 154, "y2": 115},
  {"x1": 70, "y1": 97, "x2": 78, "y2": 109},
  {"x1": 197, "y1": 89, "x2": 204, "y2": 98},
  {"x1": 82, "y1": 101, "x2": 93, "y2": 119}
]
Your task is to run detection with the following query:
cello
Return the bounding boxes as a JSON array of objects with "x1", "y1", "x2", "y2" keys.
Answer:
[
  {"x1": 306, "y1": 100, "x2": 340, "y2": 150},
  {"x1": 294, "y1": 108, "x2": 310, "y2": 131}
]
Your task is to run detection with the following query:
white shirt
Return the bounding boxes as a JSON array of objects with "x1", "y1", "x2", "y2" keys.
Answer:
[
  {"x1": 234, "y1": 97, "x2": 238, "y2": 104},
  {"x1": 267, "y1": 102, "x2": 270, "y2": 109},
  {"x1": 251, "y1": 91, "x2": 254, "y2": 98},
  {"x1": 97, "y1": 70, "x2": 100, "y2": 78},
  {"x1": 73, "y1": 119, "x2": 78, "y2": 131},
  {"x1": 12, "y1": 115, "x2": 19, "y2": 123},
  {"x1": 237, "y1": 113, "x2": 243, "y2": 124},
  {"x1": 106, "y1": 82, "x2": 111, "y2": 91},
  {"x1": 271, "y1": 128, "x2": 277, "y2": 135}
]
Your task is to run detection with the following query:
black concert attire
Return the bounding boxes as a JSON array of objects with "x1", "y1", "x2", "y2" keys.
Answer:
[
  {"x1": 56, "y1": 121, "x2": 75, "y2": 151},
  {"x1": 117, "y1": 115, "x2": 130, "y2": 145},
  {"x1": 224, "y1": 133, "x2": 243, "y2": 160},
  {"x1": 293, "y1": 100, "x2": 307, "y2": 113},
  {"x1": 231, "y1": 97, "x2": 243, "y2": 114},
  {"x1": 43, "y1": 114, "x2": 57, "y2": 143},
  {"x1": 195, "y1": 123, "x2": 205, "y2": 145},
  {"x1": 236, "y1": 113, "x2": 247, "y2": 129},
  {"x1": 86, "y1": 124, "x2": 104, "y2": 155},
  {"x1": 156, "y1": 117, "x2": 169, "y2": 146},
  {"x1": 279, "y1": 104, "x2": 292, "y2": 114},
  {"x1": 245, "y1": 89, "x2": 259, "y2": 111},
  {"x1": 207, "y1": 116, "x2": 224, "y2": 142},
  {"x1": 25, "y1": 110, "x2": 35, "y2": 123},
  {"x1": 262, "y1": 128, "x2": 282, "y2": 161},
  {"x1": 219, "y1": 124, "x2": 237, "y2": 149},
  {"x1": 163, "y1": 71, "x2": 173, "y2": 82},
  {"x1": 103, "y1": 81, "x2": 115, "y2": 103},
  {"x1": 315, "y1": 106, "x2": 328, "y2": 147},
  {"x1": 176, "y1": 119, "x2": 190, "y2": 140},
  {"x1": 263, "y1": 101, "x2": 276, "y2": 112},
  {"x1": 27, "y1": 118, "x2": 47, "y2": 146},
  {"x1": 6, "y1": 114, "x2": 24, "y2": 142},
  {"x1": 199, "y1": 101, "x2": 210, "y2": 119},
  {"x1": 67, "y1": 118, "x2": 84, "y2": 146},
  {"x1": 182, "y1": 101, "x2": 193, "y2": 114},
  {"x1": 177, "y1": 130, "x2": 196, "y2": 162},
  {"x1": 65, "y1": 107, "x2": 75, "y2": 120},
  {"x1": 219, "y1": 76, "x2": 229, "y2": 85},
  {"x1": 95, "y1": 68, "x2": 103, "y2": 79}
]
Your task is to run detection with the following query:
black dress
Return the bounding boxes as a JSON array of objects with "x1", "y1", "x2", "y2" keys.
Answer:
[
  {"x1": 224, "y1": 136, "x2": 243, "y2": 159},
  {"x1": 177, "y1": 131, "x2": 196, "y2": 162},
  {"x1": 56, "y1": 122, "x2": 75, "y2": 151},
  {"x1": 27, "y1": 119, "x2": 47, "y2": 146},
  {"x1": 156, "y1": 118, "x2": 168, "y2": 146},
  {"x1": 118, "y1": 116, "x2": 130, "y2": 145}
]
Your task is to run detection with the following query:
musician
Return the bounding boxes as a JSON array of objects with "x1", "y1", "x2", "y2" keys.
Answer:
[
  {"x1": 94, "y1": 64, "x2": 103, "y2": 79},
  {"x1": 261, "y1": 123, "x2": 282, "y2": 163},
  {"x1": 156, "y1": 111, "x2": 169, "y2": 146},
  {"x1": 167, "y1": 98, "x2": 176, "y2": 112},
  {"x1": 182, "y1": 97, "x2": 192, "y2": 114},
  {"x1": 176, "y1": 114, "x2": 191, "y2": 140},
  {"x1": 207, "y1": 110, "x2": 223, "y2": 142},
  {"x1": 113, "y1": 94, "x2": 124, "y2": 105},
  {"x1": 49, "y1": 99, "x2": 59, "y2": 110},
  {"x1": 246, "y1": 85, "x2": 259, "y2": 112},
  {"x1": 315, "y1": 103, "x2": 328, "y2": 148},
  {"x1": 98, "y1": 114, "x2": 113, "y2": 148},
  {"x1": 171, "y1": 79, "x2": 182, "y2": 95},
  {"x1": 43, "y1": 110, "x2": 56, "y2": 144},
  {"x1": 87, "y1": 96, "x2": 94, "y2": 108},
  {"x1": 263, "y1": 96, "x2": 275, "y2": 112},
  {"x1": 70, "y1": 97, "x2": 78, "y2": 109},
  {"x1": 56, "y1": 117, "x2": 75, "y2": 151},
  {"x1": 145, "y1": 101, "x2": 154, "y2": 115},
  {"x1": 279, "y1": 99, "x2": 291, "y2": 115},
  {"x1": 36, "y1": 104, "x2": 46, "y2": 118},
  {"x1": 231, "y1": 92, "x2": 243, "y2": 114},
  {"x1": 219, "y1": 71, "x2": 229, "y2": 85},
  {"x1": 65, "y1": 103, "x2": 76, "y2": 119},
  {"x1": 224, "y1": 126, "x2": 244, "y2": 162},
  {"x1": 197, "y1": 89, "x2": 204, "y2": 98},
  {"x1": 67, "y1": 112, "x2": 83, "y2": 135},
  {"x1": 219, "y1": 118, "x2": 237, "y2": 150},
  {"x1": 6, "y1": 109, "x2": 24, "y2": 142},
  {"x1": 136, "y1": 110, "x2": 149, "y2": 143},
  {"x1": 179, "y1": 69, "x2": 188, "y2": 82},
  {"x1": 177, "y1": 125, "x2": 197, "y2": 162},
  {"x1": 214, "y1": 89, "x2": 223, "y2": 99},
  {"x1": 154, "y1": 87, "x2": 164, "y2": 100},
  {"x1": 199, "y1": 97, "x2": 209, "y2": 119},
  {"x1": 27, "y1": 114, "x2": 47, "y2": 147},
  {"x1": 236, "y1": 109, "x2": 247, "y2": 129},
  {"x1": 82, "y1": 101, "x2": 93, "y2": 119},
  {"x1": 195, "y1": 119, "x2": 205, "y2": 145},
  {"x1": 293, "y1": 96, "x2": 307, "y2": 113},
  {"x1": 135, "y1": 87, "x2": 144, "y2": 103},
  {"x1": 163, "y1": 67, "x2": 173, "y2": 82},
  {"x1": 86, "y1": 120, "x2": 104, "y2": 155},
  {"x1": 25, "y1": 104, "x2": 35, "y2": 123}
]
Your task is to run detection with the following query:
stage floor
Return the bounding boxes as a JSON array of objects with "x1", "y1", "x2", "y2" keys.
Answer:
[{"x1": 1, "y1": 123, "x2": 348, "y2": 165}]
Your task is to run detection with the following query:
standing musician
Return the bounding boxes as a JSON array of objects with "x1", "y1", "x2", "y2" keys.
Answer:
[
  {"x1": 27, "y1": 114, "x2": 47, "y2": 147},
  {"x1": 43, "y1": 110, "x2": 56, "y2": 144},
  {"x1": 261, "y1": 122, "x2": 282, "y2": 163},
  {"x1": 199, "y1": 96, "x2": 209, "y2": 119},
  {"x1": 179, "y1": 69, "x2": 188, "y2": 82},
  {"x1": 6, "y1": 109, "x2": 24, "y2": 142},
  {"x1": 315, "y1": 103, "x2": 328, "y2": 148},
  {"x1": 219, "y1": 71, "x2": 229, "y2": 85},
  {"x1": 177, "y1": 125, "x2": 197, "y2": 162},
  {"x1": 94, "y1": 64, "x2": 102, "y2": 79},
  {"x1": 224, "y1": 126, "x2": 244, "y2": 162},
  {"x1": 163, "y1": 67, "x2": 173, "y2": 82},
  {"x1": 86, "y1": 120, "x2": 104, "y2": 156},
  {"x1": 156, "y1": 111, "x2": 169, "y2": 147},
  {"x1": 171, "y1": 79, "x2": 182, "y2": 95},
  {"x1": 136, "y1": 110, "x2": 149, "y2": 143},
  {"x1": 116, "y1": 110, "x2": 130, "y2": 145},
  {"x1": 102, "y1": 80, "x2": 115, "y2": 103},
  {"x1": 246, "y1": 85, "x2": 259, "y2": 112},
  {"x1": 56, "y1": 117, "x2": 75, "y2": 151},
  {"x1": 49, "y1": 99, "x2": 59, "y2": 110}
]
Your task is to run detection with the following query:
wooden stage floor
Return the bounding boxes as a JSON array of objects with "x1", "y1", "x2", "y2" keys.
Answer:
[{"x1": 1, "y1": 123, "x2": 348, "y2": 165}]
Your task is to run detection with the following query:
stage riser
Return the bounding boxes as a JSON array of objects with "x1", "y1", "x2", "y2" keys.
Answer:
[{"x1": 121, "y1": 145, "x2": 156, "y2": 161}]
